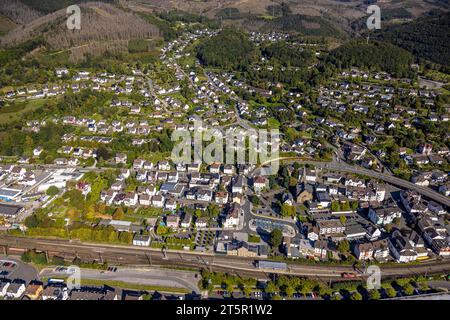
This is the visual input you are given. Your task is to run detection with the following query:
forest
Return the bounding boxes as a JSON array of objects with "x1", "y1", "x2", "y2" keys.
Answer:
[
  {"x1": 327, "y1": 41, "x2": 415, "y2": 78},
  {"x1": 262, "y1": 41, "x2": 315, "y2": 68},
  {"x1": 374, "y1": 11, "x2": 450, "y2": 67},
  {"x1": 196, "y1": 29, "x2": 258, "y2": 71}
]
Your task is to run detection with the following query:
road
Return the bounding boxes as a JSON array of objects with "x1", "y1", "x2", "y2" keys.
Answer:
[
  {"x1": 255, "y1": 157, "x2": 450, "y2": 209},
  {"x1": 1, "y1": 235, "x2": 449, "y2": 280},
  {"x1": 202, "y1": 71, "x2": 254, "y2": 131}
]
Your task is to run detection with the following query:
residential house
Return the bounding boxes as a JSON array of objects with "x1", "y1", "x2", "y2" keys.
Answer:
[
  {"x1": 368, "y1": 206, "x2": 402, "y2": 225},
  {"x1": 389, "y1": 230, "x2": 418, "y2": 263},
  {"x1": 231, "y1": 176, "x2": 245, "y2": 194},
  {"x1": 115, "y1": 153, "x2": 127, "y2": 164},
  {"x1": 253, "y1": 176, "x2": 268, "y2": 193},
  {"x1": 166, "y1": 215, "x2": 179, "y2": 230}
]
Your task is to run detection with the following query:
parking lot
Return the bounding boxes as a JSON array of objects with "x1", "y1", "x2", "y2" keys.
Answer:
[
  {"x1": 0, "y1": 259, "x2": 18, "y2": 277},
  {"x1": 0, "y1": 255, "x2": 39, "y2": 284}
]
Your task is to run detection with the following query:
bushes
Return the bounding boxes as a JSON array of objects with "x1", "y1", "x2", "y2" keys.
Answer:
[{"x1": 21, "y1": 250, "x2": 48, "y2": 265}]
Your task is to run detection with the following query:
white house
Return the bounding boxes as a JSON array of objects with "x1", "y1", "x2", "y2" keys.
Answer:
[
  {"x1": 368, "y1": 207, "x2": 402, "y2": 225},
  {"x1": 152, "y1": 195, "x2": 165, "y2": 208},
  {"x1": 139, "y1": 194, "x2": 151, "y2": 206},
  {"x1": 33, "y1": 147, "x2": 43, "y2": 157},
  {"x1": 253, "y1": 176, "x2": 268, "y2": 193},
  {"x1": 0, "y1": 281, "x2": 10, "y2": 297},
  {"x1": 5, "y1": 283, "x2": 26, "y2": 299},
  {"x1": 224, "y1": 205, "x2": 240, "y2": 229},
  {"x1": 133, "y1": 235, "x2": 151, "y2": 247}
]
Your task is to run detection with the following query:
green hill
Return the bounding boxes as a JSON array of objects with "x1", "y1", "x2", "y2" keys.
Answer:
[
  {"x1": 196, "y1": 29, "x2": 258, "y2": 71},
  {"x1": 374, "y1": 11, "x2": 450, "y2": 66},
  {"x1": 328, "y1": 41, "x2": 415, "y2": 78}
]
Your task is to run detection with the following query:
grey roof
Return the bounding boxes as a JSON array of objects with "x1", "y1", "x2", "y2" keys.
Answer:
[{"x1": 0, "y1": 204, "x2": 23, "y2": 216}]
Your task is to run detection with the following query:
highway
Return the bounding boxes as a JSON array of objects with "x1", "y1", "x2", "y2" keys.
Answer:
[{"x1": 1, "y1": 235, "x2": 449, "y2": 280}]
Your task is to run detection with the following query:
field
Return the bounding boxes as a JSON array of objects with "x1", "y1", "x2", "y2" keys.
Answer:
[{"x1": 0, "y1": 99, "x2": 46, "y2": 125}]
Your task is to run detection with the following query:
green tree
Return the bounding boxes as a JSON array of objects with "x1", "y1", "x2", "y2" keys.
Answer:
[
  {"x1": 337, "y1": 239, "x2": 350, "y2": 253},
  {"x1": 241, "y1": 285, "x2": 252, "y2": 298},
  {"x1": 331, "y1": 202, "x2": 340, "y2": 212},
  {"x1": 269, "y1": 229, "x2": 283, "y2": 248},
  {"x1": 24, "y1": 214, "x2": 40, "y2": 228},
  {"x1": 350, "y1": 292, "x2": 363, "y2": 300},
  {"x1": 265, "y1": 282, "x2": 278, "y2": 295},
  {"x1": 403, "y1": 283, "x2": 415, "y2": 296},
  {"x1": 386, "y1": 287, "x2": 397, "y2": 298},
  {"x1": 21, "y1": 250, "x2": 31, "y2": 263},
  {"x1": 369, "y1": 289, "x2": 381, "y2": 300},
  {"x1": 284, "y1": 285, "x2": 295, "y2": 297},
  {"x1": 46, "y1": 186, "x2": 59, "y2": 196},
  {"x1": 280, "y1": 204, "x2": 295, "y2": 217},
  {"x1": 112, "y1": 207, "x2": 125, "y2": 220}
]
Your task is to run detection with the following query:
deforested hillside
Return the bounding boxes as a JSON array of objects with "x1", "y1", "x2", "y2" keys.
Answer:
[
  {"x1": 0, "y1": 0, "x2": 44, "y2": 25},
  {"x1": 19, "y1": 0, "x2": 115, "y2": 14},
  {"x1": 0, "y1": 2, "x2": 160, "y2": 62}
]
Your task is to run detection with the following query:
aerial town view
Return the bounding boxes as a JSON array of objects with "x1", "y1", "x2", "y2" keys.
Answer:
[{"x1": 0, "y1": 0, "x2": 449, "y2": 311}]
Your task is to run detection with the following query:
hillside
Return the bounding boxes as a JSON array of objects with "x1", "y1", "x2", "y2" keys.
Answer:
[
  {"x1": 373, "y1": 11, "x2": 450, "y2": 67},
  {"x1": 196, "y1": 29, "x2": 258, "y2": 71},
  {"x1": 328, "y1": 40, "x2": 415, "y2": 78},
  {"x1": 0, "y1": 2, "x2": 160, "y2": 62}
]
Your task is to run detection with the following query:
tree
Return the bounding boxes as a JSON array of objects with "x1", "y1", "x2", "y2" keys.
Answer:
[
  {"x1": 269, "y1": 229, "x2": 283, "y2": 248},
  {"x1": 156, "y1": 225, "x2": 168, "y2": 235},
  {"x1": 403, "y1": 283, "x2": 415, "y2": 296},
  {"x1": 21, "y1": 250, "x2": 31, "y2": 263},
  {"x1": 350, "y1": 292, "x2": 363, "y2": 300},
  {"x1": 369, "y1": 289, "x2": 381, "y2": 300},
  {"x1": 96, "y1": 146, "x2": 111, "y2": 161},
  {"x1": 46, "y1": 186, "x2": 59, "y2": 196},
  {"x1": 280, "y1": 204, "x2": 295, "y2": 217},
  {"x1": 224, "y1": 282, "x2": 234, "y2": 295},
  {"x1": 206, "y1": 204, "x2": 220, "y2": 218},
  {"x1": 331, "y1": 202, "x2": 340, "y2": 212},
  {"x1": 384, "y1": 224, "x2": 393, "y2": 233},
  {"x1": 24, "y1": 214, "x2": 40, "y2": 228},
  {"x1": 112, "y1": 207, "x2": 124, "y2": 220},
  {"x1": 298, "y1": 279, "x2": 314, "y2": 297},
  {"x1": 386, "y1": 287, "x2": 397, "y2": 298},
  {"x1": 249, "y1": 195, "x2": 261, "y2": 205},
  {"x1": 284, "y1": 285, "x2": 295, "y2": 297},
  {"x1": 339, "y1": 215, "x2": 347, "y2": 225},
  {"x1": 265, "y1": 282, "x2": 278, "y2": 295},
  {"x1": 331, "y1": 293, "x2": 342, "y2": 300},
  {"x1": 241, "y1": 285, "x2": 252, "y2": 298},
  {"x1": 337, "y1": 240, "x2": 350, "y2": 253}
]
